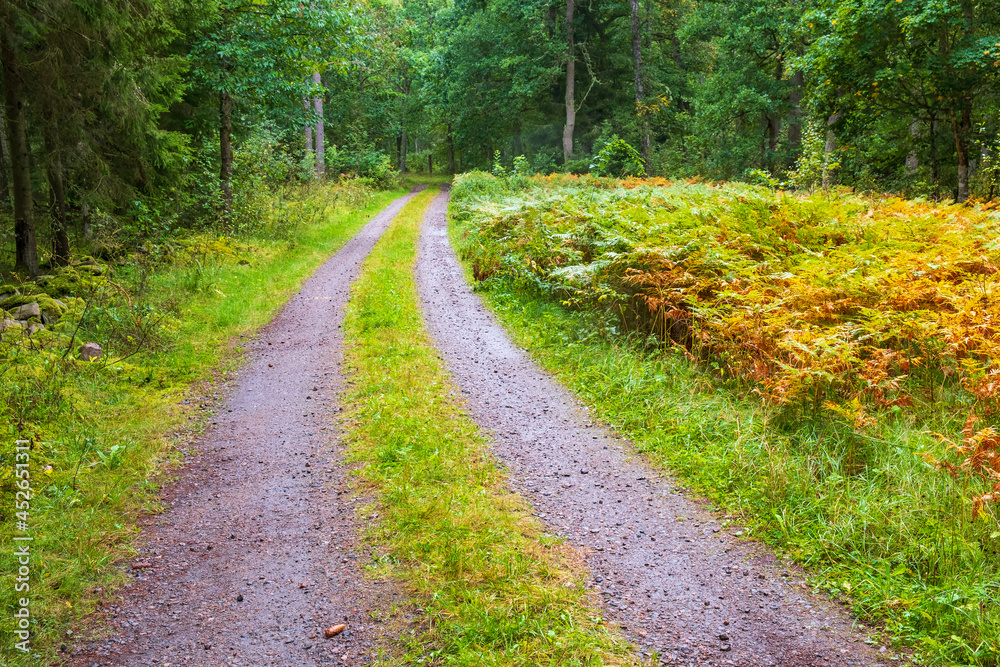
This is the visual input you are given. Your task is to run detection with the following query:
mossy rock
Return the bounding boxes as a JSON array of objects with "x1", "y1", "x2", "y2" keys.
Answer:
[
  {"x1": 37, "y1": 270, "x2": 87, "y2": 297},
  {"x1": 38, "y1": 296, "x2": 67, "y2": 316},
  {"x1": 1, "y1": 295, "x2": 67, "y2": 321},
  {"x1": 75, "y1": 264, "x2": 105, "y2": 276},
  {"x1": 72, "y1": 257, "x2": 107, "y2": 276},
  {"x1": 2, "y1": 294, "x2": 39, "y2": 309}
]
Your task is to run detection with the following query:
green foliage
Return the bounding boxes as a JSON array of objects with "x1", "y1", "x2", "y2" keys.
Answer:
[
  {"x1": 590, "y1": 136, "x2": 646, "y2": 179},
  {"x1": 786, "y1": 122, "x2": 831, "y2": 190},
  {"x1": 326, "y1": 145, "x2": 400, "y2": 190},
  {"x1": 491, "y1": 150, "x2": 507, "y2": 178}
]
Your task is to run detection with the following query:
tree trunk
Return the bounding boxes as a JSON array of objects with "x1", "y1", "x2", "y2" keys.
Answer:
[
  {"x1": 562, "y1": 0, "x2": 575, "y2": 164},
  {"x1": 905, "y1": 120, "x2": 919, "y2": 177},
  {"x1": 513, "y1": 121, "x2": 523, "y2": 158},
  {"x1": 951, "y1": 104, "x2": 972, "y2": 202},
  {"x1": 788, "y1": 70, "x2": 803, "y2": 150},
  {"x1": 428, "y1": 154, "x2": 433, "y2": 175},
  {"x1": 312, "y1": 71, "x2": 324, "y2": 177},
  {"x1": 767, "y1": 58, "x2": 782, "y2": 157},
  {"x1": 42, "y1": 103, "x2": 70, "y2": 265},
  {"x1": 1, "y1": 29, "x2": 38, "y2": 277},
  {"x1": 400, "y1": 127, "x2": 408, "y2": 172},
  {"x1": 768, "y1": 115, "x2": 780, "y2": 153},
  {"x1": 628, "y1": 0, "x2": 650, "y2": 164},
  {"x1": 930, "y1": 118, "x2": 940, "y2": 197},
  {"x1": 82, "y1": 204, "x2": 93, "y2": 241},
  {"x1": 219, "y1": 89, "x2": 233, "y2": 219},
  {"x1": 0, "y1": 104, "x2": 10, "y2": 207},
  {"x1": 303, "y1": 95, "x2": 313, "y2": 154},
  {"x1": 448, "y1": 123, "x2": 455, "y2": 173},
  {"x1": 821, "y1": 111, "x2": 841, "y2": 189}
]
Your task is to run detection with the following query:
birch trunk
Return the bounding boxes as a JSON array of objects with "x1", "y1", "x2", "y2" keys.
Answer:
[
  {"x1": 219, "y1": 89, "x2": 233, "y2": 220},
  {"x1": 400, "y1": 127, "x2": 408, "y2": 173},
  {"x1": 905, "y1": 120, "x2": 919, "y2": 176},
  {"x1": 448, "y1": 123, "x2": 456, "y2": 173},
  {"x1": 303, "y1": 95, "x2": 313, "y2": 154},
  {"x1": 562, "y1": 0, "x2": 575, "y2": 164},
  {"x1": 951, "y1": 105, "x2": 972, "y2": 202},
  {"x1": 821, "y1": 111, "x2": 841, "y2": 189},
  {"x1": 788, "y1": 71, "x2": 803, "y2": 149},
  {"x1": 312, "y1": 71, "x2": 324, "y2": 177},
  {"x1": 628, "y1": 0, "x2": 650, "y2": 164}
]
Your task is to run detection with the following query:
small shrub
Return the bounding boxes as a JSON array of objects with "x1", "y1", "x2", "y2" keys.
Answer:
[{"x1": 590, "y1": 135, "x2": 646, "y2": 178}]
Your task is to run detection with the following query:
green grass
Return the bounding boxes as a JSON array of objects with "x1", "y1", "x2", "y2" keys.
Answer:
[
  {"x1": 341, "y1": 185, "x2": 640, "y2": 666},
  {"x1": 0, "y1": 182, "x2": 407, "y2": 666},
  {"x1": 448, "y1": 188, "x2": 1000, "y2": 667}
]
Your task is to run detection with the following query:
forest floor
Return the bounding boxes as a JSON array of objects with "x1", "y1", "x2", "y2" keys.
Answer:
[{"x1": 64, "y1": 183, "x2": 896, "y2": 667}]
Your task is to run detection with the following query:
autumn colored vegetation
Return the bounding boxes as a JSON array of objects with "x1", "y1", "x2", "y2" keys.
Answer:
[
  {"x1": 457, "y1": 173, "x2": 1000, "y2": 464},
  {"x1": 452, "y1": 171, "x2": 1000, "y2": 663}
]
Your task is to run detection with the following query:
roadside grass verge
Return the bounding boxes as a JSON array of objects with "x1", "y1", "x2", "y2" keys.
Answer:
[
  {"x1": 341, "y1": 186, "x2": 639, "y2": 666},
  {"x1": 0, "y1": 183, "x2": 406, "y2": 665},
  {"x1": 448, "y1": 190, "x2": 1000, "y2": 666}
]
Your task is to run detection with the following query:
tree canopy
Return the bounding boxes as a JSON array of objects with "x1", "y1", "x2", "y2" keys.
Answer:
[{"x1": 2, "y1": 0, "x2": 999, "y2": 274}]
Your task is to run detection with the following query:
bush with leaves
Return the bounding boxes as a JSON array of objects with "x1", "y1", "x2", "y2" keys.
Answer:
[
  {"x1": 590, "y1": 136, "x2": 646, "y2": 178},
  {"x1": 326, "y1": 145, "x2": 400, "y2": 189}
]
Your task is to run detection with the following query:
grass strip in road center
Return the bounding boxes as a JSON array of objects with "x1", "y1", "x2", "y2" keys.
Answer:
[{"x1": 341, "y1": 186, "x2": 639, "y2": 666}]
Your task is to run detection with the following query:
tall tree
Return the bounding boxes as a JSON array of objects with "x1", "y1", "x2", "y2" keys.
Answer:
[
  {"x1": 1, "y1": 19, "x2": 38, "y2": 276},
  {"x1": 563, "y1": 0, "x2": 575, "y2": 163},
  {"x1": 42, "y1": 101, "x2": 69, "y2": 264},
  {"x1": 0, "y1": 105, "x2": 10, "y2": 206},
  {"x1": 628, "y1": 0, "x2": 650, "y2": 164},
  {"x1": 189, "y1": 0, "x2": 355, "y2": 214},
  {"x1": 804, "y1": 0, "x2": 1000, "y2": 201},
  {"x1": 312, "y1": 71, "x2": 325, "y2": 176}
]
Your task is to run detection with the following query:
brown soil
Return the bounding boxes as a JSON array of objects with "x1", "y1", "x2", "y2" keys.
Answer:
[
  {"x1": 414, "y1": 190, "x2": 891, "y2": 667},
  {"x1": 66, "y1": 189, "x2": 422, "y2": 667}
]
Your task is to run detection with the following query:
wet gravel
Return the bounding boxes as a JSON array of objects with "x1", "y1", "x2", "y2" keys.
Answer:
[
  {"x1": 67, "y1": 189, "x2": 423, "y2": 667},
  {"x1": 415, "y1": 190, "x2": 889, "y2": 667}
]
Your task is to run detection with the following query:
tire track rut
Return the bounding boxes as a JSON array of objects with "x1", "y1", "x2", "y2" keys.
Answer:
[
  {"x1": 69, "y1": 188, "x2": 422, "y2": 667},
  {"x1": 415, "y1": 190, "x2": 887, "y2": 667}
]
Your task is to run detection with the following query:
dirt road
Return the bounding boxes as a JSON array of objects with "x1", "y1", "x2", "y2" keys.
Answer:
[
  {"x1": 415, "y1": 190, "x2": 887, "y2": 667},
  {"x1": 70, "y1": 185, "x2": 893, "y2": 667},
  {"x1": 68, "y1": 189, "x2": 422, "y2": 667}
]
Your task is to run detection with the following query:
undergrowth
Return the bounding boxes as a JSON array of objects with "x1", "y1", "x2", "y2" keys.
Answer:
[
  {"x1": 341, "y1": 186, "x2": 640, "y2": 666},
  {"x1": 0, "y1": 181, "x2": 406, "y2": 665},
  {"x1": 449, "y1": 173, "x2": 1000, "y2": 666}
]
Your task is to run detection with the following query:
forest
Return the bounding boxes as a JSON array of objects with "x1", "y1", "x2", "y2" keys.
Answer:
[
  {"x1": 3, "y1": 0, "x2": 1000, "y2": 665},
  {"x1": 1, "y1": 0, "x2": 999, "y2": 276}
]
